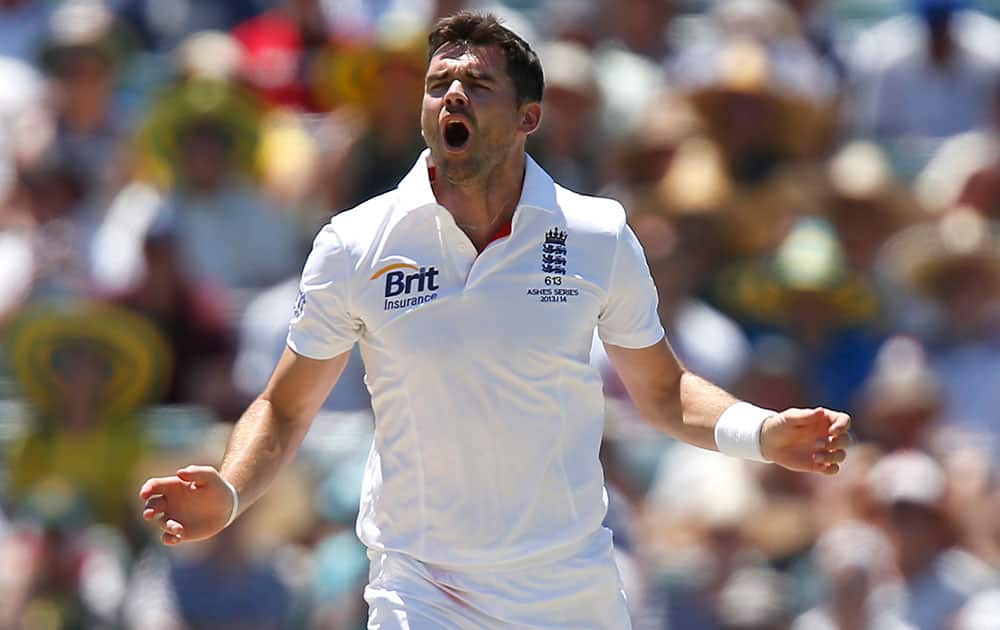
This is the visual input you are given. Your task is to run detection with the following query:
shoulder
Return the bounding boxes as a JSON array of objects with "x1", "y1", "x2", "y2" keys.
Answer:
[
  {"x1": 552, "y1": 185, "x2": 627, "y2": 237},
  {"x1": 312, "y1": 190, "x2": 402, "y2": 257}
]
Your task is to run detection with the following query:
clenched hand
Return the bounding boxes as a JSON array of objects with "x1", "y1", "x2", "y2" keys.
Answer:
[
  {"x1": 761, "y1": 407, "x2": 851, "y2": 475},
  {"x1": 139, "y1": 465, "x2": 235, "y2": 545}
]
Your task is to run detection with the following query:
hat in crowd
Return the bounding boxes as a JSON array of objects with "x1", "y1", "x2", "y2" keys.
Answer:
[
  {"x1": 615, "y1": 94, "x2": 713, "y2": 204},
  {"x1": 827, "y1": 141, "x2": 919, "y2": 224},
  {"x1": 857, "y1": 335, "x2": 941, "y2": 419},
  {"x1": 716, "y1": 217, "x2": 880, "y2": 327},
  {"x1": 811, "y1": 519, "x2": 894, "y2": 575},
  {"x1": 137, "y1": 78, "x2": 264, "y2": 187},
  {"x1": 712, "y1": 0, "x2": 798, "y2": 41},
  {"x1": 867, "y1": 450, "x2": 946, "y2": 508},
  {"x1": 539, "y1": 40, "x2": 597, "y2": 97},
  {"x1": 310, "y1": 11, "x2": 425, "y2": 113},
  {"x1": 5, "y1": 300, "x2": 172, "y2": 419},
  {"x1": 648, "y1": 445, "x2": 765, "y2": 530},
  {"x1": 685, "y1": 38, "x2": 836, "y2": 158},
  {"x1": 175, "y1": 31, "x2": 243, "y2": 82},
  {"x1": 716, "y1": 566, "x2": 793, "y2": 629},
  {"x1": 878, "y1": 209, "x2": 1000, "y2": 300},
  {"x1": 39, "y1": 0, "x2": 127, "y2": 74}
]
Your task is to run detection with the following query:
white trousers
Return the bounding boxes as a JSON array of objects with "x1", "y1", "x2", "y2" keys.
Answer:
[{"x1": 364, "y1": 531, "x2": 631, "y2": 629}]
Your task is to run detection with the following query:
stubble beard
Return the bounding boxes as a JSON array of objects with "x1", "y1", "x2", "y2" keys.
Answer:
[
  {"x1": 435, "y1": 132, "x2": 514, "y2": 188},
  {"x1": 438, "y1": 151, "x2": 486, "y2": 185}
]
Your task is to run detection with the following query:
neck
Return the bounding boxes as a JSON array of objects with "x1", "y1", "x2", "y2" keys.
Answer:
[{"x1": 432, "y1": 149, "x2": 526, "y2": 250}]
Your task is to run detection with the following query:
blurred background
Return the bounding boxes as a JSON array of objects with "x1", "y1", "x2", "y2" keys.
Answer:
[{"x1": 0, "y1": 0, "x2": 999, "y2": 628}]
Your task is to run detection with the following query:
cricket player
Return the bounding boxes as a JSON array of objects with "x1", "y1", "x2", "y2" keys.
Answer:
[{"x1": 140, "y1": 12, "x2": 851, "y2": 628}]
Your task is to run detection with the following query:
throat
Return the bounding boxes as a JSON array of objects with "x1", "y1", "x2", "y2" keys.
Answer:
[{"x1": 458, "y1": 213, "x2": 513, "y2": 253}]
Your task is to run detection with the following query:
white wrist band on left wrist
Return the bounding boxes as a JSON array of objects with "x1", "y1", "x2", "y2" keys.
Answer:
[{"x1": 714, "y1": 401, "x2": 774, "y2": 463}]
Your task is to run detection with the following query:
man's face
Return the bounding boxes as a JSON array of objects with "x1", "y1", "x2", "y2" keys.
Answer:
[{"x1": 421, "y1": 43, "x2": 525, "y2": 183}]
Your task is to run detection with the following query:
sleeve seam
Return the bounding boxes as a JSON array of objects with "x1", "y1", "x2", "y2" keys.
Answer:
[
  {"x1": 329, "y1": 224, "x2": 359, "y2": 328},
  {"x1": 600, "y1": 205, "x2": 627, "y2": 319}
]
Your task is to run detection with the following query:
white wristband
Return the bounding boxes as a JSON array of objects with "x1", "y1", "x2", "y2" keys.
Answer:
[
  {"x1": 714, "y1": 402, "x2": 774, "y2": 463},
  {"x1": 222, "y1": 477, "x2": 240, "y2": 528}
]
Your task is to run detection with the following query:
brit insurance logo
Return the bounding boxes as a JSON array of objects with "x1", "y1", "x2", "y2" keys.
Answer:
[
  {"x1": 527, "y1": 227, "x2": 578, "y2": 303},
  {"x1": 370, "y1": 262, "x2": 441, "y2": 311}
]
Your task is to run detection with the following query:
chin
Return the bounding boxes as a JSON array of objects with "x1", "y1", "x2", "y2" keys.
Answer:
[{"x1": 435, "y1": 151, "x2": 483, "y2": 183}]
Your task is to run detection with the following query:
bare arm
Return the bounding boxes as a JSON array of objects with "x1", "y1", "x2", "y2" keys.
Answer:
[
  {"x1": 140, "y1": 347, "x2": 349, "y2": 544},
  {"x1": 603, "y1": 338, "x2": 735, "y2": 450},
  {"x1": 604, "y1": 338, "x2": 850, "y2": 473},
  {"x1": 220, "y1": 346, "x2": 350, "y2": 516}
]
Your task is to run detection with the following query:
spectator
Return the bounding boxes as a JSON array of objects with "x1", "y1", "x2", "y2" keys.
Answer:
[
  {"x1": 878, "y1": 210, "x2": 1000, "y2": 447},
  {"x1": 850, "y1": 0, "x2": 1000, "y2": 141},
  {"x1": 528, "y1": 40, "x2": 603, "y2": 193},
  {"x1": 716, "y1": 217, "x2": 885, "y2": 410},
  {"x1": 0, "y1": 479, "x2": 130, "y2": 628},
  {"x1": 956, "y1": 83, "x2": 1000, "y2": 220},
  {"x1": 115, "y1": 0, "x2": 259, "y2": 53},
  {"x1": 792, "y1": 520, "x2": 902, "y2": 630},
  {"x1": 232, "y1": 0, "x2": 336, "y2": 112},
  {"x1": 866, "y1": 450, "x2": 996, "y2": 629},
  {"x1": 825, "y1": 140, "x2": 921, "y2": 273},
  {"x1": 115, "y1": 229, "x2": 247, "y2": 419},
  {"x1": 5, "y1": 301, "x2": 170, "y2": 528},
  {"x1": 38, "y1": 0, "x2": 136, "y2": 197},
  {"x1": 137, "y1": 65, "x2": 305, "y2": 290},
  {"x1": 854, "y1": 336, "x2": 943, "y2": 452}
]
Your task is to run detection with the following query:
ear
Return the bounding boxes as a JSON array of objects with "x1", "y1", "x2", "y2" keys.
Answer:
[{"x1": 518, "y1": 102, "x2": 542, "y2": 136}]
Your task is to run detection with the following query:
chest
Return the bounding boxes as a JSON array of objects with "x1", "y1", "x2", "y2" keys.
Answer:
[{"x1": 354, "y1": 211, "x2": 612, "y2": 360}]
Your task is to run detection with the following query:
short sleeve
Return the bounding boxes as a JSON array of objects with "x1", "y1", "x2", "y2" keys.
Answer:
[
  {"x1": 286, "y1": 224, "x2": 363, "y2": 359},
  {"x1": 597, "y1": 222, "x2": 665, "y2": 348}
]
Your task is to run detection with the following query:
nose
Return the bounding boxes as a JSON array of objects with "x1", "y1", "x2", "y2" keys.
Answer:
[{"x1": 444, "y1": 80, "x2": 468, "y2": 109}]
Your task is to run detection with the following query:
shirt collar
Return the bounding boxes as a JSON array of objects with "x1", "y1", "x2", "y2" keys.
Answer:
[{"x1": 396, "y1": 148, "x2": 558, "y2": 214}]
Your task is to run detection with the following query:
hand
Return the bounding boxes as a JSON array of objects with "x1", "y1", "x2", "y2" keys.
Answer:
[
  {"x1": 139, "y1": 465, "x2": 235, "y2": 545},
  {"x1": 760, "y1": 407, "x2": 851, "y2": 475}
]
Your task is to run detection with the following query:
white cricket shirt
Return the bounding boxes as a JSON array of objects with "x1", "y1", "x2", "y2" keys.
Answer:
[{"x1": 288, "y1": 150, "x2": 664, "y2": 569}]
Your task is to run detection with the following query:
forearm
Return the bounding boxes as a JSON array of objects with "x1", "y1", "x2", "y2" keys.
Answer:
[
  {"x1": 640, "y1": 369, "x2": 739, "y2": 451},
  {"x1": 218, "y1": 397, "x2": 312, "y2": 517}
]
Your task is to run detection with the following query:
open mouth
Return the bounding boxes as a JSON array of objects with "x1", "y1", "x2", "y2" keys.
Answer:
[{"x1": 443, "y1": 121, "x2": 471, "y2": 150}]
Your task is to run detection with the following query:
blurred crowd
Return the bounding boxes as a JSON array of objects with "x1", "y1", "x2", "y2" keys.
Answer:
[{"x1": 0, "y1": 0, "x2": 999, "y2": 628}]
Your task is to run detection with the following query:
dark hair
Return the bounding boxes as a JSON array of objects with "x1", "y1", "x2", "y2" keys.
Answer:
[{"x1": 427, "y1": 11, "x2": 544, "y2": 107}]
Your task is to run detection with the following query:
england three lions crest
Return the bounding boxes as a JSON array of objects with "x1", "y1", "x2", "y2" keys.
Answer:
[{"x1": 542, "y1": 228, "x2": 567, "y2": 275}]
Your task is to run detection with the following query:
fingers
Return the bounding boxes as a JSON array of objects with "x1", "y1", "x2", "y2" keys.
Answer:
[
  {"x1": 176, "y1": 465, "x2": 219, "y2": 486},
  {"x1": 813, "y1": 448, "x2": 847, "y2": 466},
  {"x1": 162, "y1": 532, "x2": 183, "y2": 546},
  {"x1": 142, "y1": 496, "x2": 167, "y2": 521},
  {"x1": 159, "y1": 518, "x2": 185, "y2": 539},
  {"x1": 139, "y1": 476, "x2": 183, "y2": 500},
  {"x1": 826, "y1": 433, "x2": 851, "y2": 451},
  {"x1": 142, "y1": 497, "x2": 187, "y2": 545},
  {"x1": 811, "y1": 424, "x2": 848, "y2": 475}
]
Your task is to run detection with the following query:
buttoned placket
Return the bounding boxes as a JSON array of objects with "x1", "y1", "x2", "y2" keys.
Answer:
[{"x1": 431, "y1": 204, "x2": 523, "y2": 290}]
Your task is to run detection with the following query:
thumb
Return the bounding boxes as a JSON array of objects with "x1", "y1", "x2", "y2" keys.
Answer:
[{"x1": 176, "y1": 465, "x2": 220, "y2": 486}]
